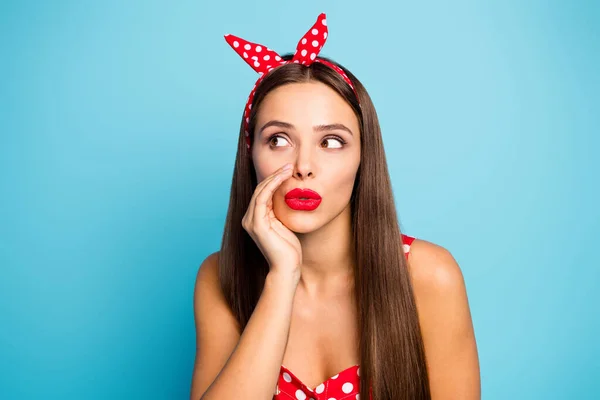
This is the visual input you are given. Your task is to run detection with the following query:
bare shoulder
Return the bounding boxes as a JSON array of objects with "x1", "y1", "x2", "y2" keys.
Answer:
[
  {"x1": 407, "y1": 238, "x2": 465, "y2": 297},
  {"x1": 191, "y1": 251, "x2": 241, "y2": 400},
  {"x1": 193, "y1": 250, "x2": 240, "y2": 333},
  {"x1": 406, "y1": 238, "x2": 469, "y2": 332},
  {"x1": 407, "y1": 238, "x2": 481, "y2": 399},
  {"x1": 194, "y1": 251, "x2": 221, "y2": 295}
]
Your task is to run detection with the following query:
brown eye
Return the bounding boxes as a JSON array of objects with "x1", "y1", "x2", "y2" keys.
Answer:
[
  {"x1": 269, "y1": 134, "x2": 290, "y2": 147},
  {"x1": 321, "y1": 137, "x2": 345, "y2": 149}
]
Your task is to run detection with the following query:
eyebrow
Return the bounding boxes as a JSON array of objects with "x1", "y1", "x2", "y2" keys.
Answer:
[
  {"x1": 314, "y1": 123, "x2": 354, "y2": 136},
  {"x1": 258, "y1": 120, "x2": 354, "y2": 136}
]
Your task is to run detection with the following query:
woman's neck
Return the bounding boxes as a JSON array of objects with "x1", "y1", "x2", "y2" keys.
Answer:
[{"x1": 295, "y1": 204, "x2": 355, "y2": 298}]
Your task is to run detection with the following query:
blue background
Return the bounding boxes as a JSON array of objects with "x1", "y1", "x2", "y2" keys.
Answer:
[{"x1": 1, "y1": 1, "x2": 598, "y2": 399}]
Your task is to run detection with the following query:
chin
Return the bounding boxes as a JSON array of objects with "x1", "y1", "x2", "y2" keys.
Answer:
[{"x1": 276, "y1": 211, "x2": 323, "y2": 234}]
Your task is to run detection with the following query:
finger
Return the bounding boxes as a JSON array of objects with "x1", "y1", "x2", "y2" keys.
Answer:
[
  {"x1": 256, "y1": 167, "x2": 291, "y2": 215},
  {"x1": 247, "y1": 165, "x2": 292, "y2": 224},
  {"x1": 254, "y1": 168, "x2": 292, "y2": 228},
  {"x1": 258, "y1": 164, "x2": 293, "y2": 191},
  {"x1": 248, "y1": 164, "x2": 291, "y2": 211}
]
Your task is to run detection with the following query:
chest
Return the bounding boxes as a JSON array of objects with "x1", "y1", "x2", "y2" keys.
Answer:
[{"x1": 281, "y1": 289, "x2": 359, "y2": 391}]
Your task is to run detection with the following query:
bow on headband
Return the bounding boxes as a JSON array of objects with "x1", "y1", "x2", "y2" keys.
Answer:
[{"x1": 224, "y1": 13, "x2": 357, "y2": 150}]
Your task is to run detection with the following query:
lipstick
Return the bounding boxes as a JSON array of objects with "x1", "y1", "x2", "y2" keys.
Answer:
[{"x1": 284, "y1": 188, "x2": 322, "y2": 211}]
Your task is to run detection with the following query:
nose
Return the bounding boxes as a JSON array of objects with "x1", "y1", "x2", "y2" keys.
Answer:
[
  {"x1": 292, "y1": 146, "x2": 314, "y2": 179},
  {"x1": 294, "y1": 169, "x2": 313, "y2": 179},
  {"x1": 293, "y1": 164, "x2": 313, "y2": 179}
]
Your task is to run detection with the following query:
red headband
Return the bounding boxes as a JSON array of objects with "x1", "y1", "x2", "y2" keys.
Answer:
[{"x1": 224, "y1": 13, "x2": 358, "y2": 150}]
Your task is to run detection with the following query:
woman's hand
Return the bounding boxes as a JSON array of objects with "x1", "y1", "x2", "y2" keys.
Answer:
[{"x1": 242, "y1": 163, "x2": 302, "y2": 278}]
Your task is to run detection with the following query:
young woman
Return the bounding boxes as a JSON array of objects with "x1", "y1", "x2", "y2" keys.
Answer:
[{"x1": 191, "y1": 13, "x2": 480, "y2": 400}]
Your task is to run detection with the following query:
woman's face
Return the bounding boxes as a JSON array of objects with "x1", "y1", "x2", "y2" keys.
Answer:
[{"x1": 252, "y1": 81, "x2": 361, "y2": 233}]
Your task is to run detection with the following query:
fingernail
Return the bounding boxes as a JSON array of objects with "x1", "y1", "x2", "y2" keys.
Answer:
[{"x1": 282, "y1": 163, "x2": 293, "y2": 170}]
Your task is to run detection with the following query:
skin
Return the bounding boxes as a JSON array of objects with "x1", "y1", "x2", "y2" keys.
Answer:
[{"x1": 190, "y1": 81, "x2": 480, "y2": 399}]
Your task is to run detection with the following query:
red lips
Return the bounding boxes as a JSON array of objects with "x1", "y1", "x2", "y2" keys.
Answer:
[
  {"x1": 285, "y1": 188, "x2": 322, "y2": 200},
  {"x1": 284, "y1": 188, "x2": 322, "y2": 211}
]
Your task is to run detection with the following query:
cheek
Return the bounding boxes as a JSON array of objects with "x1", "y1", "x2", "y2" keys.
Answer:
[{"x1": 327, "y1": 165, "x2": 359, "y2": 200}]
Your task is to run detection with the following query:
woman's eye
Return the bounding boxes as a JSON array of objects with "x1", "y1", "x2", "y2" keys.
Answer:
[
  {"x1": 269, "y1": 135, "x2": 290, "y2": 147},
  {"x1": 321, "y1": 137, "x2": 344, "y2": 149},
  {"x1": 268, "y1": 135, "x2": 345, "y2": 148}
]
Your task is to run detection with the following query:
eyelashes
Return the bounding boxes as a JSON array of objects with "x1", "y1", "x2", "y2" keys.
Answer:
[{"x1": 266, "y1": 133, "x2": 347, "y2": 148}]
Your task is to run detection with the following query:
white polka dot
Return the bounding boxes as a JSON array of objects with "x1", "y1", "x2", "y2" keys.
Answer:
[
  {"x1": 283, "y1": 372, "x2": 292, "y2": 382},
  {"x1": 243, "y1": 52, "x2": 248, "y2": 58},
  {"x1": 263, "y1": 54, "x2": 270, "y2": 61},
  {"x1": 258, "y1": 71, "x2": 263, "y2": 76},
  {"x1": 275, "y1": 55, "x2": 281, "y2": 61},
  {"x1": 302, "y1": 38, "x2": 307, "y2": 44},
  {"x1": 251, "y1": 55, "x2": 258, "y2": 61},
  {"x1": 301, "y1": 49, "x2": 307, "y2": 57},
  {"x1": 313, "y1": 383, "x2": 324, "y2": 393},
  {"x1": 403, "y1": 244, "x2": 411, "y2": 253},
  {"x1": 310, "y1": 53, "x2": 316, "y2": 60},
  {"x1": 324, "y1": 32, "x2": 328, "y2": 39},
  {"x1": 357, "y1": 367, "x2": 360, "y2": 376},
  {"x1": 331, "y1": 374, "x2": 339, "y2": 379},
  {"x1": 245, "y1": 117, "x2": 249, "y2": 123},
  {"x1": 312, "y1": 40, "x2": 319, "y2": 47},
  {"x1": 295, "y1": 389, "x2": 307, "y2": 400},
  {"x1": 311, "y1": 28, "x2": 318, "y2": 35},
  {"x1": 256, "y1": 45, "x2": 262, "y2": 52},
  {"x1": 254, "y1": 61, "x2": 260, "y2": 67},
  {"x1": 322, "y1": 18, "x2": 327, "y2": 26},
  {"x1": 244, "y1": 43, "x2": 251, "y2": 50},
  {"x1": 233, "y1": 40, "x2": 239, "y2": 48},
  {"x1": 293, "y1": 60, "x2": 300, "y2": 63},
  {"x1": 248, "y1": 103, "x2": 252, "y2": 109},
  {"x1": 342, "y1": 382, "x2": 354, "y2": 393}
]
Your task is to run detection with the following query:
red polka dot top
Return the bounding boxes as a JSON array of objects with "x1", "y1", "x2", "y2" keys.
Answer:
[{"x1": 273, "y1": 234, "x2": 416, "y2": 400}]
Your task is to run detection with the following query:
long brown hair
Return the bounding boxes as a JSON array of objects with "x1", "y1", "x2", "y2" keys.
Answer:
[{"x1": 218, "y1": 54, "x2": 431, "y2": 399}]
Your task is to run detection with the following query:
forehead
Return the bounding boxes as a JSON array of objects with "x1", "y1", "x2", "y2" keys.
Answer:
[{"x1": 256, "y1": 82, "x2": 359, "y2": 131}]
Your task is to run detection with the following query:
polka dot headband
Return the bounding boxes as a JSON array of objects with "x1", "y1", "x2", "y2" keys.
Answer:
[{"x1": 224, "y1": 13, "x2": 358, "y2": 151}]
